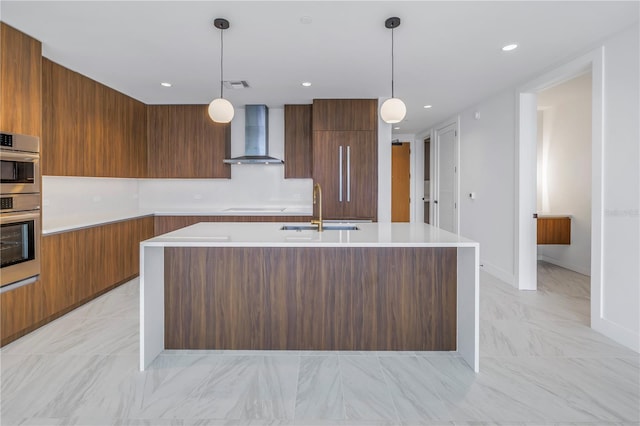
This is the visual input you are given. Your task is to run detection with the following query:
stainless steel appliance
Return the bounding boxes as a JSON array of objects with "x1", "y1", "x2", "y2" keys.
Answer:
[
  {"x1": 1, "y1": 132, "x2": 40, "y2": 194},
  {"x1": 1, "y1": 132, "x2": 41, "y2": 288},
  {"x1": 1, "y1": 194, "x2": 41, "y2": 287}
]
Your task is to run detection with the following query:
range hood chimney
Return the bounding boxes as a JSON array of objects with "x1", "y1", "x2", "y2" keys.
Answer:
[{"x1": 223, "y1": 105, "x2": 284, "y2": 164}]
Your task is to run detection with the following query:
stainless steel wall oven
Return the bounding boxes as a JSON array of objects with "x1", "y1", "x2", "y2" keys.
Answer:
[
  {"x1": 0, "y1": 132, "x2": 41, "y2": 289},
  {"x1": 1, "y1": 133, "x2": 40, "y2": 194}
]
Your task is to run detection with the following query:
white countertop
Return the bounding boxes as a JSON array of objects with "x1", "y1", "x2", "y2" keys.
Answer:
[
  {"x1": 42, "y1": 207, "x2": 312, "y2": 235},
  {"x1": 536, "y1": 213, "x2": 572, "y2": 219},
  {"x1": 141, "y1": 222, "x2": 478, "y2": 248}
]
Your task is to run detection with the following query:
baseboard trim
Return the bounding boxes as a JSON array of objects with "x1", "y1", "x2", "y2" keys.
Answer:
[
  {"x1": 592, "y1": 315, "x2": 640, "y2": 353},
  {"x1": 480, "y1": 261, "x2": 515, "y2": 287},
  {"x1": 537, "y1": 254, "x2": 591, "y2": 276}
]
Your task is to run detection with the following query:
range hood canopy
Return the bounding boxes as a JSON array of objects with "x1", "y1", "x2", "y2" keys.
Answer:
[{"x1": 223, "y1": 104, "x2": 284, "y2": 164}]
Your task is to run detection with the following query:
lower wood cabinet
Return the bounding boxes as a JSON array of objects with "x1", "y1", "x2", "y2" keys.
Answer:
[{"x1": 0, "y1": 216, "x2": 154, "y2": 346}]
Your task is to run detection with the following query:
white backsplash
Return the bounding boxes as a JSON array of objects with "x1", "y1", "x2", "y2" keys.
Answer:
[
  {"x1": 43, "y1": 176, "x2": 139, "y2": 216},
  {"x1": 42, "y1": 176, "x2": 140, "y2": 231},
  {"x1": 138, "y1": 169, "x2": 312, "y2": 211}
]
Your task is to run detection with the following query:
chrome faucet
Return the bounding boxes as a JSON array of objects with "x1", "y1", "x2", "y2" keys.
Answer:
[{"x1": 311, "y1": 183, "x2": 323, "y2": 232}]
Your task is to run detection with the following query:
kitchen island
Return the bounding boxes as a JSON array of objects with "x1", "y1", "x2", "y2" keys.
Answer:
[{"x1": 140, "y1": 222, "x2": 479, "y2": 371}]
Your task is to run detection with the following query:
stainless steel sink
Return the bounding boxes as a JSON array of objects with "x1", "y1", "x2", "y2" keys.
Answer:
[{"x1": 280, "y1": 224, "x2": 359, "y2": 231}]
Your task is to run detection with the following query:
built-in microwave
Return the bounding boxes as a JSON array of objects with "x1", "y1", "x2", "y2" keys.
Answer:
[
  {"x1": 1, "y1": 132, "x2": 40, "y2": 194},
  {"x1": 0, "y1": 193, "x2": 41, "y2": 287}
]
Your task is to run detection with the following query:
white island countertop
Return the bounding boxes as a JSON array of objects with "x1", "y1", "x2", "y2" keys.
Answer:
[{"x1": 141, "y1": 222, "x2": 479, "y2": 248}]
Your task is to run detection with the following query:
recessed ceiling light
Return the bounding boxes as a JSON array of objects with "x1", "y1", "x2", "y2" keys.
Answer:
[
  {"x1": 502, "y1": 43, "x2": 518, "y2": 52},
  {"x1": 301, "y1": 82, "x2": 312, "y2": 87},
  {"x1": 393, "y1": 126, "x2": 400, "y2": 130},
  {"x1": 423, "y1": 105, "x2": 432, "y2": 109},
  {"x1": 160, "y1": 82, "x2": 172, "y2": 87}
]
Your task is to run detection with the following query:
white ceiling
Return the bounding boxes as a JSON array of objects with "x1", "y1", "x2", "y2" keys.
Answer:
[{"x1": 2, "y1": 1, "x2": 638, "y2": 135}]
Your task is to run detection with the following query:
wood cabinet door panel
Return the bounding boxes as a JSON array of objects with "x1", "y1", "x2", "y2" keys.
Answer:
[
  {"x1": 344, "y1": 131, "x2": 377, "y2": 220},
  {"x1": 312, "y1": 99, "x2": 377, "y2": 131},
  {"x1": 312, "y1": 132, "x2": 345, "y2": 219},
  {"x1": 284, "y1": 104, "x2": 312, "y2": 178},
  {"x1": 42, "y1": 59, "x2": 147, "y2": 177},
  {"x1": 147, "y1": 105, "x2": 230, "y2": 178},
  {"x1": 0, "y1": 23, "x2": 42, "y2": 137}
]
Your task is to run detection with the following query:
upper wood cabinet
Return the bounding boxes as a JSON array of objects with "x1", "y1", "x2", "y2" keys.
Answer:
[
  {"x1": 0, "y1": 23, "x2": 42, "y2": 137},
  {"x1": 42, "y1": 59, "x2": 147, "y2": 177},
  {"x1": 312, "y1": 99, "x2": 378, "y2": 131},
  {"x1": 147, "y1": 105, "x2": 230, "y2": 178},
  {"x1": 284, "y1": 104, "x2": 312, "y2": 178}
]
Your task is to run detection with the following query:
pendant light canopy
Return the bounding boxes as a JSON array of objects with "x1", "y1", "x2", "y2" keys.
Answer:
[
  {"x1": 380, "y1": 17, "x2": 406, "y2": 124},
  {"x1": 208, "y1": 18, "x2": 234, "y2": 123}
]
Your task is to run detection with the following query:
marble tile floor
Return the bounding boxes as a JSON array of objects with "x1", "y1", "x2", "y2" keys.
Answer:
[{"x1": 1, "y1": 261, "x2": 638, "y2": 426}]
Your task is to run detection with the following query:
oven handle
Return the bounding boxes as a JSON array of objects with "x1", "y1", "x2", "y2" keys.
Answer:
[
  {"x1": 0, "y1": 211, "x2": 40, "y2": 225},
  {"x1": 0, "y1": 151, "x2": 39, "y2": 162}
]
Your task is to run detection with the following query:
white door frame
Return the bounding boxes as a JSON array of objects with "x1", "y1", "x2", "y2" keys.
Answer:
[
  {"x1": 434, "y1": 120, "x2": 460, "y2": 233},
  {"x1": 515, "y1": 45, "x2": 604, "y2": 324}
]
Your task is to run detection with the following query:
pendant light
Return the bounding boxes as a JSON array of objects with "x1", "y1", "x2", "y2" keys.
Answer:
[
  {"x1": 380, "y1": 17, "x2": 406, "y2": 124},
  {"x1": 208, "y1": 18, "x2": 234, "y2": 123}
]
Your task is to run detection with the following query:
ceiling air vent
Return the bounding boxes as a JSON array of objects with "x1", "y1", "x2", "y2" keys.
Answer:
[{"x1": 223, "y1": 80, "x2": 250, "y2": 90}]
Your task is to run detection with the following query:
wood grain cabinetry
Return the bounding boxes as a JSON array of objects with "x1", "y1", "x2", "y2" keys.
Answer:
[
  {"x1": 1, "y1": 217, "x2": 154, "y2": 346},
  {"x1": 537, "y1": 216, "x2": 571, "y2": 245},
  {"x1": 312, "y1": 99, "x2": 378, "y2": 221},
  {"x1": 0, "y1": 23, "x2": 42, "y2": 136},
  {"x1": 147, "y1": 105, "x2": 230, "y2": 178},
  {"x1": 313, "y1": 130, "x2": 377, "y2": 220},
  {"x1": 165, "y1": 246, "x2": 456, "y2": 351},
  {"x1": 42, "y1": 59, "x2": 147, "y2": 177},
  {"x1": 312, "y1": 99, "x2": 378, "y2": 131},
  {"x1": 284, "y1": 104, "x2": 312, "y2": 178},
  {"x1": 154, "y1": 215, "x2": 312, "y2": 235}
]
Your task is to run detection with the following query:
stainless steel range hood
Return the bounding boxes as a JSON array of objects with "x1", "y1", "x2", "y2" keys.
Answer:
[{"x1": 223, "y1": 105, "x2": 284, "y2": 164}]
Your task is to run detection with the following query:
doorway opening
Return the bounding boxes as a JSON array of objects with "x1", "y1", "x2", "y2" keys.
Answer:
[
  {"x1": 516, "y1": 47, "x2": 603, "y2": 330},
  {"x1": 391, "y1": 141, "x2": 411, "y2": 222},
  {"x1": 536, "y1": 72, "x2": 593, "y2": 319},
  {"x1": 434, "y1": 122, "x2": 459, "y2": 233}
]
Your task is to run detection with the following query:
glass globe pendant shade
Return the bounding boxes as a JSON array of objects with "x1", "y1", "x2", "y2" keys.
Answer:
[
  {"x1": 208, "y1": 98, "x2": 234, "y2": 123},
  {"x1": 380, "y1": 97, "x2": 406, "y2": 124}
]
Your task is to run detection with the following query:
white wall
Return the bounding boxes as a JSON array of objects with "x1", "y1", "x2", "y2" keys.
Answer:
[
  {"x1": 596, "y1": 24, "x2": 639, "y2": 350},
  {"x1": 457, "y1": 93, "x2": 517, "y2": 284},
  {"x1": 536, "y1": 73, "x2": 592, "y2": 275},
  {"x1": 434, "y1": 23, "x2": 638, "y2": 351}
]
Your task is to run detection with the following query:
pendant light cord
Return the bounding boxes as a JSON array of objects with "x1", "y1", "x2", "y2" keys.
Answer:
[
  {"x1": 219, "y1": 28, "x2": 224, "y2": 98},
  {"x1": 391, "y1": 26, "x2": 395, "y2": 98}
]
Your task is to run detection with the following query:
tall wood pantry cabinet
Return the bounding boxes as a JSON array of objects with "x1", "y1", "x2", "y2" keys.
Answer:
[{"x1": 312, "y1": 99, "x2": 378, "y2": 221}]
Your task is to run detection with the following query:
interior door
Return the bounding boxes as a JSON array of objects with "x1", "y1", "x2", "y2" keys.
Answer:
[
  {"x1": 436, "y1": 124, "x2": 458, "y2": 233},
  {"x1": 424, "y1": 137, "x2": 431, "y2": 224},
  {"x1": 392, "y1": 142, "x2": 411, "y2": 222}
]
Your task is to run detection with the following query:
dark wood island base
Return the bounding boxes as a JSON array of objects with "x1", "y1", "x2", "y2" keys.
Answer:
[{"x1": 164, "y1": 247, "x2": 457, "y2": 351}]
